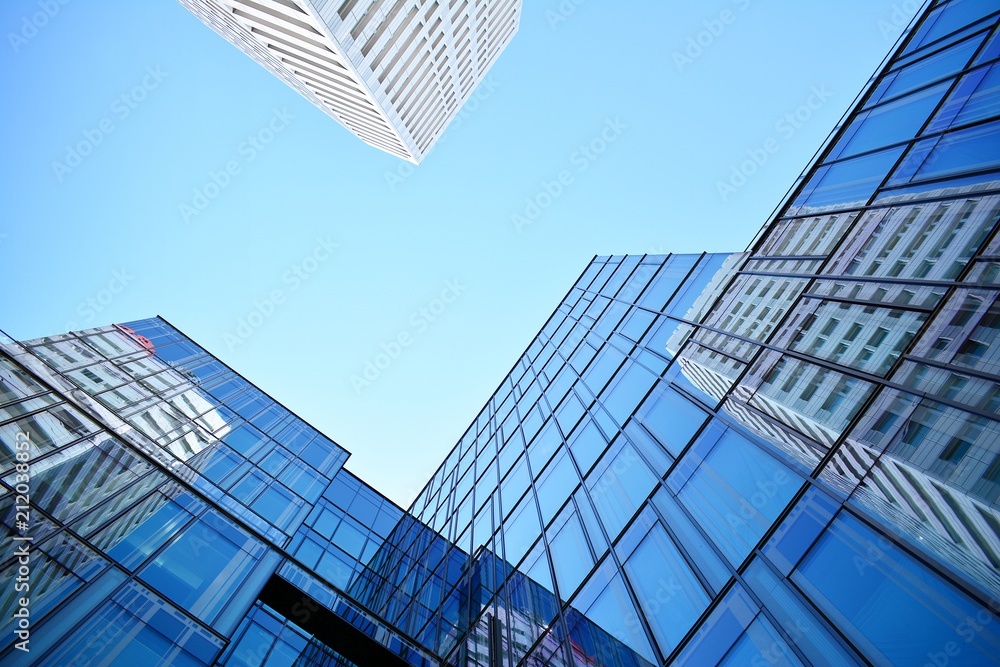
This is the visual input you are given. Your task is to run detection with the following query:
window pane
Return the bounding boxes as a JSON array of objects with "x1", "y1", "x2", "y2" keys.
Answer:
[
  {"x1": 536, "y1": 448, "x2": 578, "y2": 526},
  {"x1": 635, "y1": 385, "x2": 708, "y2": 457},
  {"x1": 831, "y1": 82, "x2": 949, "y2": 159},
  {"x1": 793, "y1": 513, "x2": 1000, "y2": 665},
  {"x1": 676, "y1": 430, "x2": 800, "y2": 565},
  {"x1": 549, "y1": 511, "x2": 592, "y2": 600},
  {"x1": 624, "y1": 523, "x2": 710, "y2": 655},
  {"x1": 791, "y1": 147, "x2": 906, "y2": 213},
  {"x1": 720, "y1": 617, "x2": 804, "y2": 666},
  {"x1": 503, "y1": 494, "x2": 540, "y2": 566},
  {"x1": 588, "y1": 440, "x2": 657, "y2": 540}
]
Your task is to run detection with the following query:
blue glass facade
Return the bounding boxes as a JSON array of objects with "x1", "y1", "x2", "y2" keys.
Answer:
[{"x1": 3, "y1": 0, "x2": 1000, "y2": 664}]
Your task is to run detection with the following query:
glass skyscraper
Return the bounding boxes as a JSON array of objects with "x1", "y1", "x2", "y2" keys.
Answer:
[{"x1": 4, "y1": 0, "x2": 1000, "y2": 665}]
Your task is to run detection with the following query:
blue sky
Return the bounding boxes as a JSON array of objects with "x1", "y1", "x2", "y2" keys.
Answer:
[{"x1": 1, "y1": 0, "x2": 920, "y2": 508}]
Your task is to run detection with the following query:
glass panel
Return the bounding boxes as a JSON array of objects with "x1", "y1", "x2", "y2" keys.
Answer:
[
  {"x1": 635, "y1": 385, "x2": 709, "y2": 458},
  {"x1": 105, "y1": 495, "x2": 197, "y2": 570},
  {"x1": 587, "y1": 440, "x2": 658, "y2": 540},
  {"x1": 37, "y1": 581, "x2": 223, "y2": 667},
  {"x1": 876, "y1": 32, "x2": 984, "y2": 104},
  {"x1": 139, "y1": 511, "x2": 274, "y2": 628},
  {"x1": 503, "y1": 494, "x2": 540, "y2": 566},
  {"x1": 535, "y1": 448, "x2": 578, "y2": 526},
  {"x1": 830, "y1": 82, "x2": 950, "y2": 159},
  {"x1": 893, "y1": 118, "x2": 1000, "y2": 185},
  {"x1": 638, "y1": 255, "x2": 699, "y2": 312},
  {"x1": 790, "y1": 147, "x2": 906, "y2": 214},
  {"x1": 572, "y1": 561, "x2": 657, "y2": 664},
  {"x1": 549, "y1": 510, "x2": 593, "y2": 600},
  {"x1": 676, "y1": 429, "x2": 800, "y2": 565},
  {"x1": 624, "y1": 522, "x2": 710, "y2": 655},
  {"x1": 567, "y1": 419, "x2": 607, "y2": 476},
  {"x1": 930, "y1": 62, "x2": 1000, "y2": 131},
  {"x1": 719, "y1": 617, "x2": 804, "y2": 666},
  {"x1": 744, "y1": 558, "x2": 864, "y2": 666},
  {"x1": 787, "y1": 301, "x2": 926, "y2": 376},
  {"x1": 793, "y1": 512, "x2": 1000, "y2": 665},
  {"x1": 903, "y1": 0, "x2": 998, "y2": 55}
]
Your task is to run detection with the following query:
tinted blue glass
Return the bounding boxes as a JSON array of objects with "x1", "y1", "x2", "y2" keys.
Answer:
[
  {"x1": 624, "y1": 523, "x2": 710, "y2": 655},
  {"x1": 576, "y1": 566, "x2": 656, "y2": 663},
  {"x1": 638, "y1": 255, "x2": 699, "y2": 311},
  {"x1": 620, "y1": 308, "x2": 655, "y2": 342},
  {"x1": 743, "y1": 559, "x2": 863, "y2": 666},
  {"x1": 666, "y1": 254, "x2": 730, "y2": 317},
  {"x1": 601, "y1": 363, "x2": 657, "y2": 427},
  {"x1": 38, "y1": 584, "x2": 222, "y2": 667},
  {"x1": 501, "y1": 453, "x2": 530, "y2": 506},
  {"x1": 139, "y1": 512, "x2": 270, "y2": 627},
  {"x1": 976, "y1": 24, "x2": 1000, "y2": 63},
  {"x1": 527, "y1": 420, "x2": 562, "y2": 474},
  {"x1": 503, "y1": 494, "x2": 540, "y2": 565},
  {"x1": 636, "y1": 384, "x2": 708, "y2": 457},
  {"x1": 719, "y1": 618, "x2": 803, "y2": 666},
  {"x1": 549, "y1": 512, "x2": 593, "y2": 599},
  {"x1": 676, "y1": 430, "x2": 800, "y2": 565},
  {"x1": 651, "y1": 487, "x2": 730, "y2": 592},
  {"x1": 536, "y1": 448, "x2": 578, "y2": 525},
  {"x1": 280, "y1": 461, "x2": 324, "y2": 502},
  {"x1": 252, "y1": 484, "x2": 299, "y2": 530},
  {"x1": 951, "y1": 63, "x2": 1000, "y2": 126},
  {"x1": 583, "y1": 346, "x2": 626, "y2": 394},
  {"x1": 904, "y1": 0, "x2": 998, "y2": 55},
  {"x1": 793, "y1": 513, "x2": 1000, "y2": 665},
  {"x1": 333, "y1": 517, "x2": 367, "y2": 559},
  {"x1": 830, "y1": 82, "x2": 949, "y2": 159},
  {"x1": 107, "y1": 499, "x2": 192, "y2": 569},
  {"x1": 154, "y1": 340, "x2": 201, "y2": 364},
  {"x1": 624, "y1": 420, "x2": 672, "y2": 478},
  {"x1": 587, "y1": 440, "x2": 658, "y2": 539},
  {"x1": 878, "y1": 34, "x2": 984, "y2": 103},
  {"x1": 225, "y1": 424, "x2": 266, "y2": 455},
  {"x1": 195, "y1": 446, "x2": 245, "y2": 486},
  {"x1": 316, "y1": 548, "x2": 354, "y2": 588},
  {"x1": 793, "y1": 147, "x2": 906, "y2": 212},
  {"x1": 910, "y1": 118, "x2": 1000, "y2": 181},
  {"x1": 568, "y1": 419, "x2": 607, "y2": 476}
]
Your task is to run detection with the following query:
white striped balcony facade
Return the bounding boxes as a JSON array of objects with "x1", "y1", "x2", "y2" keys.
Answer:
[{"x1": 179, "y1": 0, "x2": 521, "y2": 163}]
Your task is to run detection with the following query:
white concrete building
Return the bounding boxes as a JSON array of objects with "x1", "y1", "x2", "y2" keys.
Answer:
[{"x1": 179, "y1": 0, "x2": 521, "y2": 163}]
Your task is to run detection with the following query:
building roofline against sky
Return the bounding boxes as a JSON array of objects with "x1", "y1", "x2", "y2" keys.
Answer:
[
  {"x1": 154, "y1": 313, "x2": 413, "y2": 514},
  {"x1": 404, "y1": 253, "x2": 603, "y2": 513}
]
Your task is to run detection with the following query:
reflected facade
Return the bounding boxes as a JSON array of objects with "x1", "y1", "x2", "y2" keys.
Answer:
[{"x1": 4, "y1": 0, "x2": 1000, "y2": 665}]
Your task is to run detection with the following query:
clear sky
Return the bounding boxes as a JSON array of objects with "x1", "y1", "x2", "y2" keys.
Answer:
[{"x1": 1, "y1": 0, "x2": 921, "y2": 508}]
